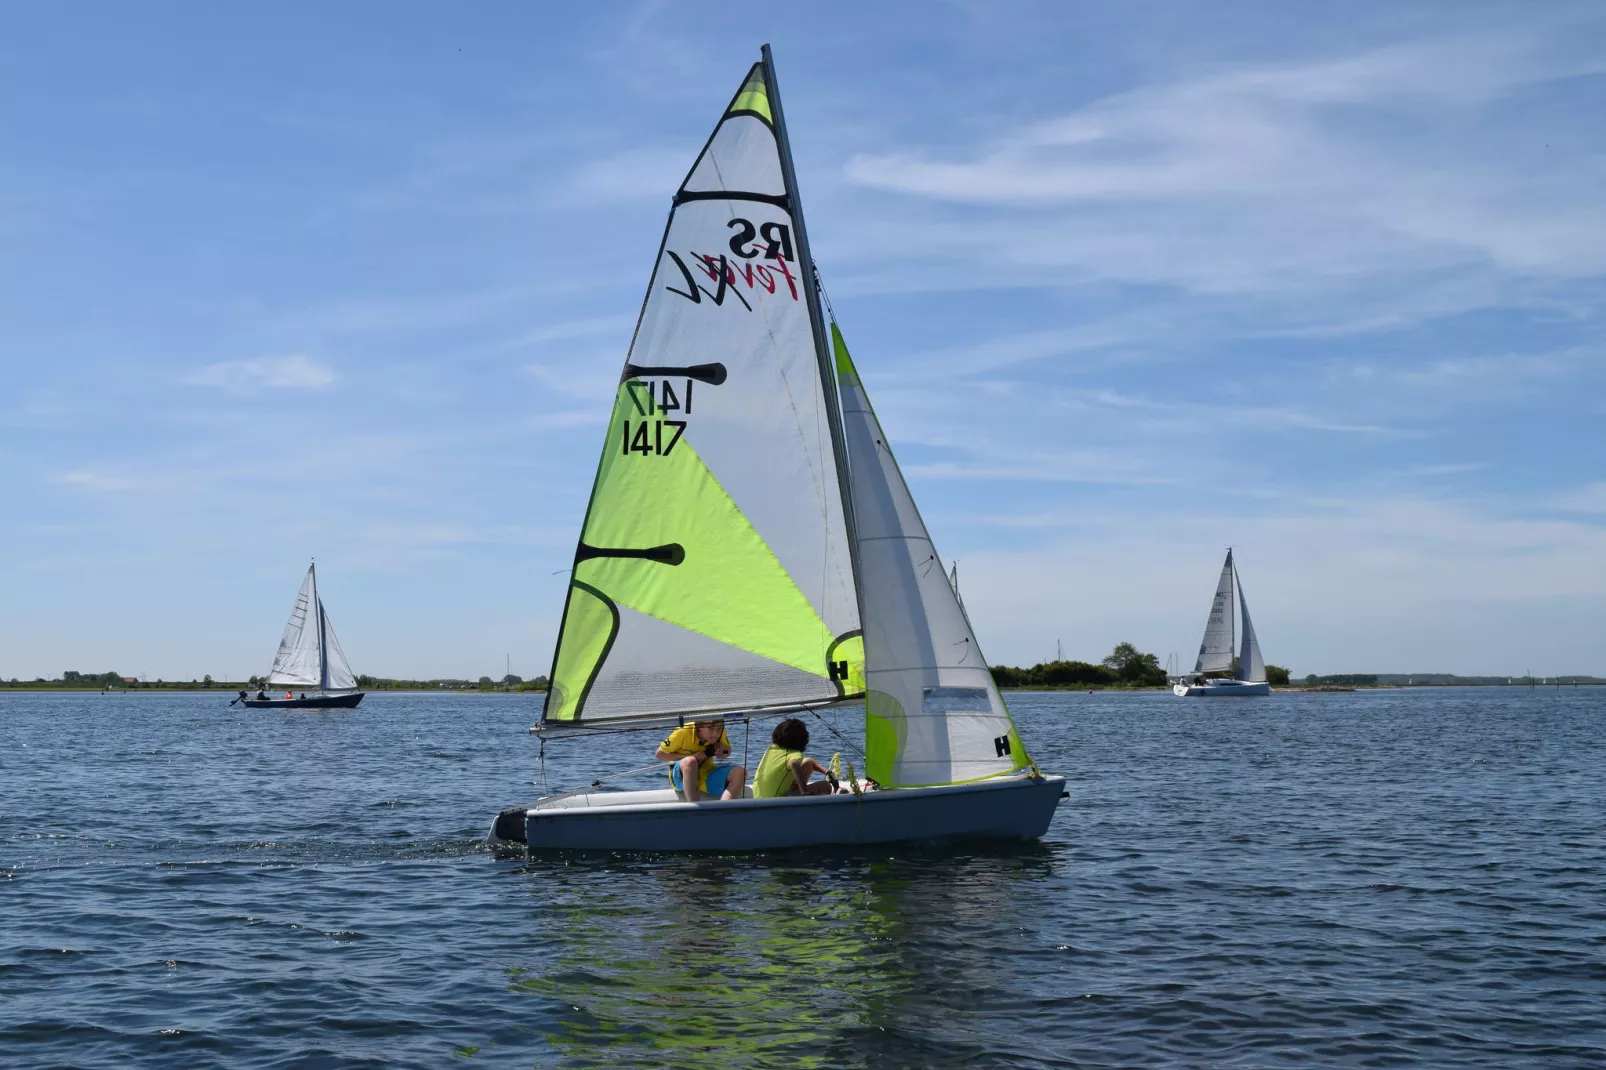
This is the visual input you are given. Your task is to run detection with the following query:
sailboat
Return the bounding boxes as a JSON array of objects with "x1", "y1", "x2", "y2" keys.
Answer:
[
  {"x1": 240, "y1": 563, "x2": 365, "y2": 709},
  {"x1": 488, "y1": 47, "x2": 1063, "y2": 851},
  {"x1": 1173, "y1": 548, "x2": 1270, "y2": 697}
]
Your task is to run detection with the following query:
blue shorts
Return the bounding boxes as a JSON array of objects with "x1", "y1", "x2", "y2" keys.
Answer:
[{"x1": 670, "y1": 762, "x2": 732, "y2": 797}]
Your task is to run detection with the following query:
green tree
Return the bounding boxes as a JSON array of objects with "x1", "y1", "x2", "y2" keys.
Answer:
[
  {"x1": 1037, "y1": 660, "x2": 1117, "y2": 686},
  {"x1": 1266, "y1": 665, "x2": 1291, "y2": 686},
  {"x1": 990, "y1": 665, "x2": 1029, "y2": 688},
  {"x1": 1102, "y1": 642, "x2": 1167, "y2": 686}
]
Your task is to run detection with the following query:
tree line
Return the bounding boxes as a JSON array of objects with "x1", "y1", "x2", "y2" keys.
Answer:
[
  {"x1": 991, "y1": 642, "x2": 1169, "y2": 688},
  {"x1": 0, "y1": 672, "x2": 551, "y2": 691},
  {"x1": 990, "y1": 645, "x2": 1294, "y2": 688}
]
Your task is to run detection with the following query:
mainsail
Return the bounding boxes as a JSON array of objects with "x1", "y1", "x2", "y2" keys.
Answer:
[
  {"x1": 542, "y1": 55, "x2": 860, "y2": 727},
  {"x1": 836, "y1": 326, "x2": 1030, "y2": 787},
  {"x1": 1193, "y1": 550, "x2": 1236, "y2": 674},
  {"x1": 1235, "y1": 571, "x2": 1266, "y2": 683},
  {"x1": 268, "y1": 564, "x2": 357, "y2": 691}
]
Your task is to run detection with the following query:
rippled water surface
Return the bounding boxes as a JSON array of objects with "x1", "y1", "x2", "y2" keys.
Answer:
[{"x1": 3, "y1": 688, "x2": 1603, "y2": 1068}]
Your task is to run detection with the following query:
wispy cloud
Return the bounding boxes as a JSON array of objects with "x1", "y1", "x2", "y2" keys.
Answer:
[
  {"x1": 902, "y1": 436, "x2": 1172, "y2": 486},
  {"x1": 55, "y1": 470, "x2": 139, "y2": 493},
  {"x1": 514, "y1": 315, "x2": 634, "y2": 348},
  {"x1": 184, "y1": 354, "x2": 335, "y2": 391},
  {"x1": 842, "y1": 31, "x2": 1606, "y2": 297},
  {"x1": 956, "y1": 494, "x2": 1606, "y2": 673},
  {"x1": 1082, "y1": 389, "x2": 1408, "y2": 437},
  {"x1": 566, "y1": 147, "x2": 694, "y2": 203},
  {"x1": 1402, "y1": 463, "x2": 1488, "y2": 477},
  {"x1": 1552, "y1": 482, "x2": 1606, "y2": 514}
]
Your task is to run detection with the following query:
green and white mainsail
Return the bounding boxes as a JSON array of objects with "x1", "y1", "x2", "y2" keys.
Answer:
[
  {"x1": 834, "y1": 325, "x2": 1032, "y2": 786},
  {"x1": 542, "y1": 53, "x2": 861, "y2": 727},
  {"x1": 542, "y1": 47, "x2": 1035, "y2": 793}
]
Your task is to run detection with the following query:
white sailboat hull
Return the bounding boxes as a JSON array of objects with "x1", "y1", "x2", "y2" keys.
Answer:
[
  {"x1": 1173, "y1": 680, "x2": 1270, "y2": 697},
  {"x1": 490, "y1": 772, "x2": 1065, "y2": 852}
]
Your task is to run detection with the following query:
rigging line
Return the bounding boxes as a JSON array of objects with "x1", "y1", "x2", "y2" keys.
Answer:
[
  {"x1": 805, "y1": 703, "x2": 865, "y2": 764},
  {"x1": 532, "y1": 761, "x2": 669, "y2": 803},
  {"x1": 818, "y1": 277, "x2": 838, "y2": 323}
]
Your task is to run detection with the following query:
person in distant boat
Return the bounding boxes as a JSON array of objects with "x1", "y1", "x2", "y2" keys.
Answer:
[
  {"x1": 656, "y1": 719, "x2": 747, "y2": 801},
  {"x1": 284, "y1": 690, "x2": 293, "y2": 701},
  {"x1": 257, "y1": 688, "x2": 268, "y2": 700},
  {"x1": 753, "y1": 718, "x2": 837, "y2": 798}
]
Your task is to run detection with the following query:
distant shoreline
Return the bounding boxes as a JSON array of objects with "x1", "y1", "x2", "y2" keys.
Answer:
[
  {"x1": 4, "y1": 681, "x2": 1599, "y2": 696},
  {"x1": 997, "y1": 682, "x2": 1605, "y2": 691},
  {"x1": 0, "y1": 685, "x2": 548, "y2": 694}
]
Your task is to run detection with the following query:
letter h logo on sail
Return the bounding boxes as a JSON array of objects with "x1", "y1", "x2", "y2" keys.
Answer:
[
  {"x1": 828, "y1": 659, "x2": 849, "y2": 682},
  {"x1": 993, "y1": 734, "x2": 1012, "y2": 758}
]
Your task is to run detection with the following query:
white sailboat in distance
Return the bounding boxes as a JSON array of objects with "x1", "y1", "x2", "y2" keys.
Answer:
[
  {"x1": 1173, "y1": 548, "x2": 1270, "y2": 697},
  {"x1": 488, "y1": 46, "x2": 1063, "y2": 851},
  {"x1": 240, "y1": 563, "x2": 365, "y2": 709}
]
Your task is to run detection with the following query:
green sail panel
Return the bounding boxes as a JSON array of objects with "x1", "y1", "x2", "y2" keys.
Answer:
[
  {"x1": 835, "y1": 325, "x2": 1031, "y2": 786},
  {"x1": 727, "y1": 62, "x2": 772, "y2": 123},
  {"x1": 543, "y1": 61, "x2": 858, "y2": 725}
]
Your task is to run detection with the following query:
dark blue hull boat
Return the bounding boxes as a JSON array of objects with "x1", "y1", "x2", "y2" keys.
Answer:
[{"x1": 241, "y1": 692, "x2": 364, "y2": 709}]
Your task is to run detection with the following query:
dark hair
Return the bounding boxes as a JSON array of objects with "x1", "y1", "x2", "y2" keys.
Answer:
[{"x1": 771, "y1": 717, "x2": 809, "y2": 752}]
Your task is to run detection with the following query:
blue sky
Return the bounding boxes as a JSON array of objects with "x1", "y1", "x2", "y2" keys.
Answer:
[{"x1": 3, "y1": 2, "x2": 1603, "y2": 681}]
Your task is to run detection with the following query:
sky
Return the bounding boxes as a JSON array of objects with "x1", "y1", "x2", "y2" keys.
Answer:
[{"x1": 3, "y1": 1, "x2": 1603, "y2": 682}]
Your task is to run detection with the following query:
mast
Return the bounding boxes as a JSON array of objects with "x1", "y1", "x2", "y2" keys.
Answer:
[
  {"x1": 312, "y1": 561, "x2": 329, "y2": 691},
  {"x1": 760, "y1": 43, "x2": 864, "y2": 627},
  {"x1": 1226, "y1": 547, "x2": 1236, "y2": 669}
]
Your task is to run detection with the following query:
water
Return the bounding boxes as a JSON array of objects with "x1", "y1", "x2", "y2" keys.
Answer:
[{"x1": 2, "y1": 688, "x2": 1603, "y2": 1068}]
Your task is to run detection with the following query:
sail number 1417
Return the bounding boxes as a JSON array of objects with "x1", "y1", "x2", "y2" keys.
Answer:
[{"x1": 621, "y1": 378, "x2": 692, "y2": 457}]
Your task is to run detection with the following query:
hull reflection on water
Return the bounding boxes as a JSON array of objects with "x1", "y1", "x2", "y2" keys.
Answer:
[{"x1": 508, "y1": 844, "x2": 1062, "y2": 1067}]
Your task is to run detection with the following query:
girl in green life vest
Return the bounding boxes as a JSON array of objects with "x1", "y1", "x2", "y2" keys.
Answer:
[{"x1": 753, "y1": 718, "x2": 836, "y2": 798}]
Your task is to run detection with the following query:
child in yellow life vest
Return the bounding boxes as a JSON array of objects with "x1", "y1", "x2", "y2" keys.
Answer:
[{"x1": 655, "y1": 719, "x2": 748, "y2": 801}]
